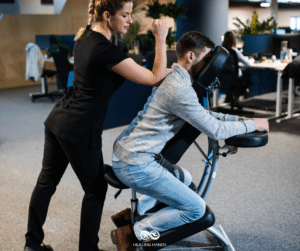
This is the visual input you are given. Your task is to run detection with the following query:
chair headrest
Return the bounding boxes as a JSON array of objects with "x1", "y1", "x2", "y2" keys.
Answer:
[{"x1": 194, "y1": 46, "x2": 229, "y2": 93}]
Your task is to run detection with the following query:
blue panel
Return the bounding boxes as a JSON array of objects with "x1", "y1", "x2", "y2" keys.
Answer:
[
  {"x1": 35, "y1": 34, "x2": 75, "y2": 53},
  {"x1": 58, "y1": 35, "x2": 76, "y2": 52},
  {"x1": 35, "y1": 35, "x2": 50, "y2": 50},
  {"x1": 243, "y1": 34, "x2": 273, "y2": 54}
]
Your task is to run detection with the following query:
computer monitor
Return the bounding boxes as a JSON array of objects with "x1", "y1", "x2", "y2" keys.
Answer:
[
  {"x1": 242, "y1": 34, "x2": 273, "y2": 60},
  {"x1": 272, "y1": 34, "x2": 300, "y2": 57}
]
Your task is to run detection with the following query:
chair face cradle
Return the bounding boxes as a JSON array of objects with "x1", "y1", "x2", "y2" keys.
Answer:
[{"x1": 104, "y1": 46, "x2": 268, "y2": 251}]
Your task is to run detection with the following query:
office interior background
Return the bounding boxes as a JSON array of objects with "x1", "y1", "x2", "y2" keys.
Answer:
[{"x1": 0, "y1": 0, "x2": 300, "y2": 250}]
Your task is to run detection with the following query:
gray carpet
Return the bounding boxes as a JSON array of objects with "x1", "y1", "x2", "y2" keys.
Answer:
[{"x1": 0, "y1": 85, "x2": 299, "y2": 251}]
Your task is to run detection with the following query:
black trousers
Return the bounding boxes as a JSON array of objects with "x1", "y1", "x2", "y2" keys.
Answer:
[{"x1": 25, "y1": 127, "x2": 108, "y2": 251}]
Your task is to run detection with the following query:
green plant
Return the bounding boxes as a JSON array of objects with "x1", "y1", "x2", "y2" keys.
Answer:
[
  {"x1": 132, "y1": 0, "x2": 146, "y2": 15},
  {"x1": 144, "y1": 0, "x2": 186, "y2": 49},
  {"x1": 166, "y1": 27, "x2": 176, "y2": 49},
  {"x1": 124, "y1": 21, "x2": 141, "y2": 48},
  {"x1": 143, "y1": 0, "x2": 164, "y2": 19},
  {"x1": 233, "y1": 12, "x2": 277, "y2": 40},
  {"x1": 161, "y1": 1, "x2": 186, "y2": 21}
]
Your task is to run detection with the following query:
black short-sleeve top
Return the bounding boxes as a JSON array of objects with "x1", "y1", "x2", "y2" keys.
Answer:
[{"x1": 44, "y1": 29, "x2": 129, "y2": 149}]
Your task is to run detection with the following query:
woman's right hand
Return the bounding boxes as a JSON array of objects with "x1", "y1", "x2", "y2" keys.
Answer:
[
  {"x1": 151, "y1": 19, "x2": 168, "y2": 41},
  {"x1": 251, "y1": 118, "x2": 269, "y2": 132}
]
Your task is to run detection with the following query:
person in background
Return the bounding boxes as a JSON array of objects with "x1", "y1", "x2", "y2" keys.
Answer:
[
  {"x1": 23, "y1": 0, "x2": 168, "y2": 250},
  {"x1": 222, "y1": 31, "x2": 253, "y2": 78}
]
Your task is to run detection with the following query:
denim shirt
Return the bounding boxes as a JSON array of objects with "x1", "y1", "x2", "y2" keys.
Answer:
[{"x1": 113, "y1": 63, "x2": 256, "y2": 165}]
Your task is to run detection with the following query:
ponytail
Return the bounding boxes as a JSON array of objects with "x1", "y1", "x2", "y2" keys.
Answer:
[{"x1": 75, "y1": 0, "x2": 96, "y2": 41}]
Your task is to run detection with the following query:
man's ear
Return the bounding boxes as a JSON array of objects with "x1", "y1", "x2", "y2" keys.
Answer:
[{"x1": 185, "y1": 51, "x2": 196, "y2": 64}]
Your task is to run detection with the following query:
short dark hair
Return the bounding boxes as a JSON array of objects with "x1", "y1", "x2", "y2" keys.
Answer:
[{"x1": 176, "y1": 31, "x2": 215, "y2": 59}]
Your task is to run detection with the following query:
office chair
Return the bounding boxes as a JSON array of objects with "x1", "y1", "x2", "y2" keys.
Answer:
[
  {"x1": 48, "y1": 43, "x2": 74, "y2": 92},
  {"x1": 26, "y1": 43, "x2": 60, "y2": 102},
  {"x1": 216, "y1": 48, "x2": 253, "y2": 116},
  {"x1": 282, "y1": 55, "x2": 300, "y2": 95}
]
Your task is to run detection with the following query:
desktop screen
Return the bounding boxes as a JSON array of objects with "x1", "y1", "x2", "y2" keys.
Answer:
[{"x1": 272, "y1": 34, "x2": 300, "y2": 57}]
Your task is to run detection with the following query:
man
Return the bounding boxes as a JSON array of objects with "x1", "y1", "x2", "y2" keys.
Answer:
[{"x1": 110, "y1": 31, "x2": 269, "y2": 251}]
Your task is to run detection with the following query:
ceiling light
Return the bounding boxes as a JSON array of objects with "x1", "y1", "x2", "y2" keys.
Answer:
[{"x1": 260, "y1": 2, "x2": 271, "y2": 7}]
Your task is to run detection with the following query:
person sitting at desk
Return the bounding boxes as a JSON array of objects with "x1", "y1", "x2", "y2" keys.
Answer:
[
  {"x1": 222, "y1": 31, "x2": 253, "y2": 78},
  {"x1": 110, "y1": 31, "x2": 269, "y2": 251}
]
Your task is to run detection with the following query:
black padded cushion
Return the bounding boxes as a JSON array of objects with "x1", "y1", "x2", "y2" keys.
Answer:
[
  {"x1": 142, "y1": 205, "x2": 215, "y2": 251},
  {"x1": 103, "y1": 164, "x2": 129, "y2": 189},
  {"x1": 225, "y1": 132, "x2": 268, "y2": 148},
  {"x1": 194, "y1": 46, "x2": 229, "y2": 90},
  {"x1": 161, "y1": 47, "x2": 230, "y2": 165}
]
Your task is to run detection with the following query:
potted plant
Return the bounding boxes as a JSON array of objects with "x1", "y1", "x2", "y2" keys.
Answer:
[
  {"x1": 144, "y1": 0, "x2": 186, "y2": 49},
  {"x1": 124, "y1": 21, "x2": 142, "y2": 53},
  {"x1": 233, "y1": 12, "x2": 277, "y2": 41},
  {"x1": 233, "y1": 12, "x2": 278, "y2": 59}
]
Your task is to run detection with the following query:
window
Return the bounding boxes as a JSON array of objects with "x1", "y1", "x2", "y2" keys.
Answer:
[{"x1": 290, "y1": 16, "x2": 300, "y2": 31}]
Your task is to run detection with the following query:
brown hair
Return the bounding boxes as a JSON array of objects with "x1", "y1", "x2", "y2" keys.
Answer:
[
  {"x1": 222, "y1": 31, "x2": 236, "y2": 49},
  {"x1": 176, "y1": 31, "x2": 215, "y2": 59},
  {"x1": 75, "y1": 0, "x2": 132, "y2": 40}
]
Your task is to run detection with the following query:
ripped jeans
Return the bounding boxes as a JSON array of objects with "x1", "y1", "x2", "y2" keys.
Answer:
[{"x1": 112, "y1": 155, "x2": 206, "y2": 241}]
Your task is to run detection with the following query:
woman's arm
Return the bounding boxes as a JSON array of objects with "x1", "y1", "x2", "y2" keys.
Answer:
[
  {"x1": 233, "y1": 47, "x2": 251, "y2": 66},
  {"x1": 111, "y1": 20, "x2": 168, "y2": 86}
]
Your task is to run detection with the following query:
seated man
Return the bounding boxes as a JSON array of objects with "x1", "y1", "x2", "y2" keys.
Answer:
[{"x1": 111, "y1": 31, "x2": 269, "y2": 251}]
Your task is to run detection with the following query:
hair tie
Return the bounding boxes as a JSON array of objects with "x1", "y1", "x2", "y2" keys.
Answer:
[{"x1": 86, "y1": 24, "x2": 91, "y2": 30}]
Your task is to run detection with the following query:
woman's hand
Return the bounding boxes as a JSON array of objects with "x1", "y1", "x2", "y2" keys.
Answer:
[
  {"x1": 251, "y1": 118, "x2": 269, "y2": 132},
  {"x1": 151, "y1": 19, "x2": 168, "y2": 41}
]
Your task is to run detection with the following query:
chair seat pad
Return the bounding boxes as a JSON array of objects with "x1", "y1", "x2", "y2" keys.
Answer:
[
  {"x1": 142, "y1": 205, "x2": 215, "y2": 251},
  {"x1": 103, "y1": 164, "x2": 129, "y2": 189},
  {"x1": 225, "y1": 132, "x2": 268, "y2": 148}
]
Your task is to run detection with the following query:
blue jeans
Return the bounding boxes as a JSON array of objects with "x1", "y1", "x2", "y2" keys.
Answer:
[{"x1": 112, "y1": 156, "x2": 206, "y2": 241}]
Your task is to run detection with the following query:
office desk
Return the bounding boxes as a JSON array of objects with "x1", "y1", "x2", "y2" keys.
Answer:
[{"x1": 239, "y1": 61, "x2": 300, "y2": 123}]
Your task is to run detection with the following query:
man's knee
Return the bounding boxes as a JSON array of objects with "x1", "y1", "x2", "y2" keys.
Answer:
[{"x1": 182, "y1": 197, "x2": 206, "y2": 222}]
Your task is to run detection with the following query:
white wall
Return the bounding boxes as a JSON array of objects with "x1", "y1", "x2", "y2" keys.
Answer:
[
  {"x1": 54, "y1": 0, "x2": 67, "y2": 14},
  {"x1": 228, "y1": 6, "x2": 300, "y2": 30},
  {"x1": 0, "y1": 0, "x2": 68, "y2": 15},
  {"x1": 20, "y1": 0, "x2": 54, "y2": 14},
  {"x1": 277, "y1": 9, "x2": 300, "y2": 26}
]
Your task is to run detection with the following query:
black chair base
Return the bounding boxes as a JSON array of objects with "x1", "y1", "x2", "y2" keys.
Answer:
[
  {"x1": 29, "y1": 69, "x2": 64, "y2": 102},
  {"x1": 141, "y1": 205, "x2": 215, "y2": 251},
  {"x1": 29, "y1": 91, "x2": 63, "y2": 102}
]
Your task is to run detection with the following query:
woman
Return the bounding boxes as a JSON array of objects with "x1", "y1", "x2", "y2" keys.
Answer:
[
  {"x1": 222, "y1": 31, "x2": 252, "y2": 78},
  {"x1": 24, "y1": 0, "x2": 168, "y2": 251},
  {"x1": 221, "y1": 31, "x2": 253, "y2": 108}
]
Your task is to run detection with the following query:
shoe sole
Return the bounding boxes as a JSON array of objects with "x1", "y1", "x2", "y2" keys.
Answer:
[{"x1": 111, "y1": 230, "x2": 117, "y2": 245}]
